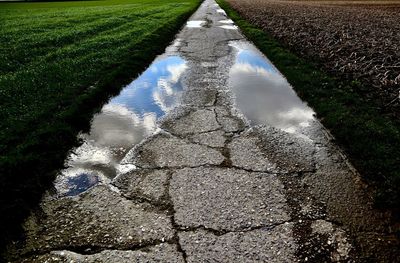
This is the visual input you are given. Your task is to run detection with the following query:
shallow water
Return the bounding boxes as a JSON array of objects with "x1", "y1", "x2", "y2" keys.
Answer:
[
  {"x1": 219, "y1": 19, "x2": 234, "y2": 24},
  {"x1": 186, "y1": 20, "x2": 206, "y2": 28},
  {"x1": 54, "y1": 23, "x2": 315, "y2": 197},
  {"x1": 219, "y1": 25, "x2": 238, "y2": 30},
  {"x1": 229, "y1": 41, "x2": 315, "y2": 135},
  {"x1": 218, "y1": 18, "x2": 237, "y2": 30},
  {"x1": 55, "y1": 55, "x2": 187, "y2": 196}
]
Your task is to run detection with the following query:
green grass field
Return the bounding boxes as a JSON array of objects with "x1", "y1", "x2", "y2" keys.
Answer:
[{"x1": 0, "y1": 0, "x2": 200, "y2": 255}]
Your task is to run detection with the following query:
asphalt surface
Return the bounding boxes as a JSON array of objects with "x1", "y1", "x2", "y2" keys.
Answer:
[{"x1": 8, "y1": 0, "x2": 399, "y2": 262}]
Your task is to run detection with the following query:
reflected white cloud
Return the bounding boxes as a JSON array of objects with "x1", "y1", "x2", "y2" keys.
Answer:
[
  {"x1": 219, "y1": 25, "x2": 238, "y2": 30},
  {"x1": 168, "y1": 63, "x2": 188, "y2": 83},
  {"x1": 158, "y1": 78, "x2": 174, "y2": 96},
  {"x1": 219, "y1": 19, "x2": 234, "y2": 24},
  {"x1": 231, "y1": 63, "x2": 275, "y2": 77},
  {"x1": 186, "y1": 20, "x2": 205, "y2": 28},
  {"x1": 153, "y1": 62, "x2": 187, "y2": 113},
  {"x1": 153, "y1": 90, "x2": 169, "y2": 113},
  {"x1": 142, "y1": 112, "x2": 157, "y2": 133},
  {"x1": 116, "y1": 164, "x2": 136, "y2": 175},
  {"x1": 89, "y1": 104, "x2": 146, "y2": 147},
  {"x1": 67, "y1": 142, "x2": 114, "y2": 168},
  {"x1": 278, "y1": 108, "x2": 314, "y2": 127},
  {"x1": 229, "y1": 42, "x2": 315, "y2": 135}
]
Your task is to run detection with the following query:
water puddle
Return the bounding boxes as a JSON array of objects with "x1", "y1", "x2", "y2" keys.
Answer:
[
  {"x1": 218, "y1": 19, "x2": 237, "y2": 30},
  {"x1": 186, "y1": 20, "x2": 206, "y2": 28},
  {"x1": 219, "y1": 25, "x2": 238, "y2": 30},
  {"x1": 229, "y1": 41, "x2": 315, "y2": 136},
  {"x1": 55, "y1": 55, "x2": 187, "y2": 197},
  {"x1": 219, "y1": 19, "x2": 234, "y2": 24}
]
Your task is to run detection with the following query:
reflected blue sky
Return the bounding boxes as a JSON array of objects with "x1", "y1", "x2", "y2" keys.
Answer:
[
  {"x1": 110, "y1": 56, "x2": 186, "y2": 118},
  {"x1": 64, "y1": 173, "x2": 99, "y2": 197},
  {"x1": 236, "y1": 50, "x2": 276, "y2": 73},
  {"x1": 229, "y1": 42, "x2": 315, "y2": 135},
  {"x1": 56, "y1": 55, "x2": 187, "y2": 197}
]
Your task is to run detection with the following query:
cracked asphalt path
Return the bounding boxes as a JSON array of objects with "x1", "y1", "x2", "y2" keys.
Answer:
[{"x1": 7, "y1": 0, "x2": 399, "y2": 262}]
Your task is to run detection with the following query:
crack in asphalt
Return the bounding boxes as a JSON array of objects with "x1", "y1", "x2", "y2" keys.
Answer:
[
  {"x1": 18, "y1": 239, "x2": 178, "y2": 258},
  {"x1": 175, "y1": 221, "x2": 293, "y2": 236}
]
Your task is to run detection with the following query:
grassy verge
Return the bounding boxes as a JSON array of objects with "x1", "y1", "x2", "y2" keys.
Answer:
[
  {"x1": 217, "y1": 0, "x2": 400, "y2": 212},
  {"x1": 0, "y1": 0, "x2": 200, "y2": 256}
]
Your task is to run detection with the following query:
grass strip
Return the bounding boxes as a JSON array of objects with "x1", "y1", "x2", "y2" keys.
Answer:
[{"x1": 217, "y1": 0, "x2": 400, "y2": 212}]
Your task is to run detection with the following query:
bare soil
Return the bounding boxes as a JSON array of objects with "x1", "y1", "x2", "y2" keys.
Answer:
[{"x1": 226, "y1": 0, "x2": 400, "y2": 118}]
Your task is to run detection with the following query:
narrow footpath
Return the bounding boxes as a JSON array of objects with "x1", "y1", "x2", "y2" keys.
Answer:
[{"x1": 8, "y1": 0, "x2": 399, "y2": 262}]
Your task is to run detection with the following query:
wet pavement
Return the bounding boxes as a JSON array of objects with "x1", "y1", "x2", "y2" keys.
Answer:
[
  {"x1": 56, "y1": 54, "x2": 187, "y2": 196},
  {"x1": 8, "y1": 0, "x2": 399, "y2": 262}
]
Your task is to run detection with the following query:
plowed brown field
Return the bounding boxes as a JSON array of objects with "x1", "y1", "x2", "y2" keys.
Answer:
[{"x1": 226, "y1": 0, "x2": 400, "y2": 117}]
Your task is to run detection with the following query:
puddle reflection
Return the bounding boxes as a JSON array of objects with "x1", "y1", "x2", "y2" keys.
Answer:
[
  {"x1": 61, "y1": 171, "x2": 100, "y2": 197},
  {"x1": 229, "y1": 42, "x2": 315, "y2": 135},
  {"x1": 218, "y1": 19, "x2": 237, "y2": 30},
  {"x1": 219, "y1": 25, "x2": 238, "y2": 30},
  {"x1": 186, "y1": 20, "x2": 206, "y2": 28},
  {"x1": 219, "y1": 19, "x2": 234, "y2": 24},
  {"x1": 56, "y1": 56, "x2": 187, "y2": 196}
]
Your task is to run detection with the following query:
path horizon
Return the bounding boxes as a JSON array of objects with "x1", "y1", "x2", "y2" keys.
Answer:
[{"x1": 7, "y1": 0, "x2": 399, "y2": 262}]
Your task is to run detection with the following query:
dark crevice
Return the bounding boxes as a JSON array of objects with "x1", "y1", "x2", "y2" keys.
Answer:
[
  {"x1": 174, "y1": 231, "x2": 188, "y2": 263},
  {"x1": 175, "y1": 220, "x2": 303, "y2": 237},
  {"x1": 136, "y1": 163, "x2": 305, "y2": 175},
  {"x1": 213, "y1": 108, "x2": 249, "y2": 135},
  {"x1": 133, "y1": 162, "x2": 225, "y2": 171},
  {"x1": 186, "y1": 128, "x2": 223, "y2": 136},
  {"x1": 18, "y1": 239, "x2": 176, "y2": 260},
  {"x1": 219, "y1": 145, "x2": 233, "y2": 167},
  {"x1": 164, "y1": 169, "x2": 188, "y2": 263}
]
